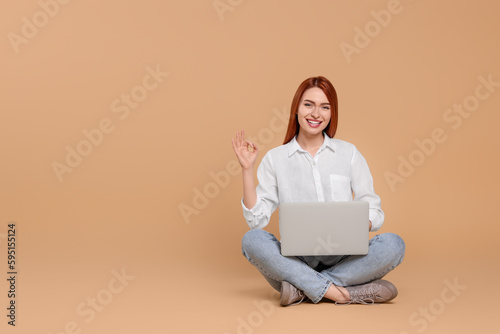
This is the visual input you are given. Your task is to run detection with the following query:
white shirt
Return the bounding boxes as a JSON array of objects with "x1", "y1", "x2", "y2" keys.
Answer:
[{"x1": 241, "y1": 133, "x2": 385, "y2": 231}]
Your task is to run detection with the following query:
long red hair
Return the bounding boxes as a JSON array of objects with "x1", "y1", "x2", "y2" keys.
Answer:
[{"x1": 283, "y1": 76, "x2": 338, "y2": 144}]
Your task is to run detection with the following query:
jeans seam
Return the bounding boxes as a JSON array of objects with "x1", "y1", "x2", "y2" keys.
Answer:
[{"x1": 312, "y1": 279, "x2": 332, "y2": 304}]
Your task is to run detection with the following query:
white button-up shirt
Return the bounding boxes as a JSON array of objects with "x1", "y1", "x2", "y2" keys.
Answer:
[{"x1": 241, "y1": 133, "x2": 385, "y2": 231}]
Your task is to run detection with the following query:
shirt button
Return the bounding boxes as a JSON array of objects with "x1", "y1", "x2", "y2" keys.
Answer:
[{"x1": 312, "y1": 162, "x2": 316, "y2": 166}]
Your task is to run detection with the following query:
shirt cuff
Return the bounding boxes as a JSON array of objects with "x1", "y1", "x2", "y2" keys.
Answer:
[
  {"x1": 369, "y1": 211, "x2": 382, "y2": 232},
  {"x1": 241, "y1": 198, "x2": 264, "y2": 229}
]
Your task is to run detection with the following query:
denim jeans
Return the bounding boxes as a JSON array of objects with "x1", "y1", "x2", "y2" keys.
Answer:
[{"x1": 241, "y1": 229, "x2": 406, "y2": 303}]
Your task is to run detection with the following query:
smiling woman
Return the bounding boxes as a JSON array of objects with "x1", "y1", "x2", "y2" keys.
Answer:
[
  {"x1": 231, "y1": 76, "x2": 406, "y2": 307},
  {"x1": 283, "y1": 76, "x2": 338, "y2": 148}
]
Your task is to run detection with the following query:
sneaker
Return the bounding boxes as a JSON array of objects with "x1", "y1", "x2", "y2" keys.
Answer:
[
  {"x1": 280, "y1": 281, "x2": 307, "y2": 306},
  {"x1": 337, "y1": 279, "x2": 398, "y2": 305}
]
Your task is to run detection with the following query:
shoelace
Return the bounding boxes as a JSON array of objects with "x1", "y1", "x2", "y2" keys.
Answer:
[
  {"x1": 346, "y1": 287, "x2": 377, "y2": 305},
  {"x1": 334, "y1": 285, "x2": 378, "y2": 305},
  {"x1": 289, "y1": 295, "x2": 307, "y2": 306},
  {"x1": 281, "y1": 282, "x2": 308, "y2": 306},
  {"x1": 288, "y1": 289, "x2": 307, "y2": 306}
]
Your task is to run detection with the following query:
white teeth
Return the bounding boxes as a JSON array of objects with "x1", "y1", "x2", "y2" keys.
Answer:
[{"x1": 308, "y1": 120, "x2": 320, "y2": 124}]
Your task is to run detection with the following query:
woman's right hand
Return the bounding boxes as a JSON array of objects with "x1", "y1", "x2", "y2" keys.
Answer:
[{"x1": 231, "y1": 130, "x2": 258, "y2": 170}]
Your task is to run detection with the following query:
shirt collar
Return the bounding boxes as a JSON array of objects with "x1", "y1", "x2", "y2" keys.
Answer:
[{"x1": 287, "y1": 132, "x2": 335, "y2": 157}]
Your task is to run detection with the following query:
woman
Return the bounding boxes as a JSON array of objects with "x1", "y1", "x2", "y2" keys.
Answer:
[{"x1": 231, "y1": 76, "x2": 405, "y2": 306}]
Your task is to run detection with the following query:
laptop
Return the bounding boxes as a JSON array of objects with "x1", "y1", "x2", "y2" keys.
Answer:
[{"x1": 279, "y1": 201, "x2": 369, "y2": 256}]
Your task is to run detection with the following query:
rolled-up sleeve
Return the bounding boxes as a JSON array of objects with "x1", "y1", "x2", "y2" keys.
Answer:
[
  {"x1": 241, "y1": 152, "x2": 279, "y2": 229},
  {"x1": 350, "y1": 146, "x2": 385, "y2": 231}
]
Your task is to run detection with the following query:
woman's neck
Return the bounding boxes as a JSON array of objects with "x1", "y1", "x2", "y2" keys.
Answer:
[{"x1": 296, "y1": 131, "x2": 324, "y2": 156}]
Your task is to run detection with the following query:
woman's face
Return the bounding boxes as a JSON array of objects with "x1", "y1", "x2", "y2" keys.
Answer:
[{"x1": 297, "y1": 87, "x2": 331, "y2": 137}]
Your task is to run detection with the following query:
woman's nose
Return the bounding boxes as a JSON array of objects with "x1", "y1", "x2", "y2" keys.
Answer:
[{"x1": 311, "y1": 107, "x2": 320, "y2": 117}]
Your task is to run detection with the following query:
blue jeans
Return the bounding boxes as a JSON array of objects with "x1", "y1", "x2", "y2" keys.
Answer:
[{"x1": 241, "y1": 229, "x2": 406, "y2": 304}]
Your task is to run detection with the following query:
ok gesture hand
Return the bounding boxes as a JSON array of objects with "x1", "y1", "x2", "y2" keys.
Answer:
[{"x1": 231, "y1": 130, "x2": 258, "y2": 171}]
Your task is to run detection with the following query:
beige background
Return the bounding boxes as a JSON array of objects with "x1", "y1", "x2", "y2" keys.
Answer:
[{"x1": 1, "y1": 0, "x2": 499, "y2": 333}]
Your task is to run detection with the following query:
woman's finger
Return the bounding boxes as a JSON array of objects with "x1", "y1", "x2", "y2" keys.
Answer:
[
  {"x1": 244, "y1": 140, "x2": 254, "y2": 151},
  {"x1": 231, "y1": 137, "x2": 238, "y2": 153},
  {"x1": 235, "y1": 131, "x2": 240, "y2": 147},
  {"x1": 252, "y1": 141, "x2": 258, "y2": 152}
]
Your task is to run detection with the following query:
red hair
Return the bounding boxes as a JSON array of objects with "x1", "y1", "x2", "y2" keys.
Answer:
[{"x1": 283, "y1": 76, "x2": 338, "y2": 144}]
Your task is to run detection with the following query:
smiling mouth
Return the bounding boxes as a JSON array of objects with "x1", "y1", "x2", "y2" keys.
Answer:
[{"x1": 306, "y1": 119, "x2": 322, "y2": 127}]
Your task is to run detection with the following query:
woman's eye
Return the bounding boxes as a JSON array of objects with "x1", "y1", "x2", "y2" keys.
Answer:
[
  {"x1": 322, "y1": 106, "x2": 330, "y2": 110},
  {"x1": 304, "y1": 103, "x2": 312, "y2": 107}
]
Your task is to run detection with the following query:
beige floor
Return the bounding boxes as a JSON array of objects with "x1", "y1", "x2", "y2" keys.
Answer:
[{"x1": 4, "y1": 249, "x2": 498, "y2": 334}]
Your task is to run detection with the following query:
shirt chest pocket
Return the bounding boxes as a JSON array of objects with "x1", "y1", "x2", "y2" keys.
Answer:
[{"x1": 330, "y1": 174, "x2": 352, "y2": 201}]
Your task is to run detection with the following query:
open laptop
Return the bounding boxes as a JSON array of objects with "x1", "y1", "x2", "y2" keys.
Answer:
[{"x1": 279, "y1": 201, "x2": 369, "y2": 256}]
